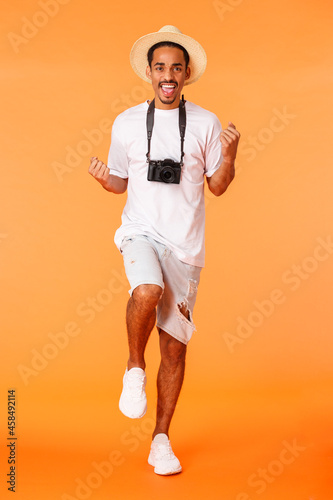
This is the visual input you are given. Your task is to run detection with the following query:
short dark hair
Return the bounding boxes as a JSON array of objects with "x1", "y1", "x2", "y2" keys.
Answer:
[{"x1": 147, "y1": 41, "x2": 189, "y2": 69}]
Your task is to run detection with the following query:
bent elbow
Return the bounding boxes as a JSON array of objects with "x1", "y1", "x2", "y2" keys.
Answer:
[{"x1": 209, "y1": 177, "x2": 234, "y2": 197}]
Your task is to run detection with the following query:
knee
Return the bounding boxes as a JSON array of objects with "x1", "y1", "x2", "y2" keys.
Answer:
[
  {"x1": 160, "y1": 331, "x2": 187, "y2": 366},
  {"x1": 132, "y1": 284, "x2": 163, "y2": 308}
]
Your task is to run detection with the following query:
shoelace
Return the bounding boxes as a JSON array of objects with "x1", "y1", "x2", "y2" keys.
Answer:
[
  {"x1": 127, "y1": 372, "x2": 145, "y2": 400},
  {"x1": 155, "y1": 442, "x2": 174, "y2": 460}
]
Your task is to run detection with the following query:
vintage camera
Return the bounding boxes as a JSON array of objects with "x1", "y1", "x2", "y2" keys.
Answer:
[{"x1": 147, "y1": 158, "x2": 181, "y2": 184}]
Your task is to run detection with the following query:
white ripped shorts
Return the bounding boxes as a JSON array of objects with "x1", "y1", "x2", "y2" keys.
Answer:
[{"x1": 120, "y1": 234, "x2": 202, "y2": 345}]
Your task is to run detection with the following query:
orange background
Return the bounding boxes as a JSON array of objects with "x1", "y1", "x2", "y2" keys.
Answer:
[{"x1": 1, "y1": 0, "x2": 332, "y2": 498}]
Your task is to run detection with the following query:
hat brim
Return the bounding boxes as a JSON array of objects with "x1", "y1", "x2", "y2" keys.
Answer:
[{"x1": 130, "y1": 30, "x2": 207, "y2": 86}]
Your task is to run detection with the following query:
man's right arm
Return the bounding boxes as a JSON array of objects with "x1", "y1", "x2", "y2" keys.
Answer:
[{"x1": 88, "y1": 157, "x2": 128, "y2": 194}]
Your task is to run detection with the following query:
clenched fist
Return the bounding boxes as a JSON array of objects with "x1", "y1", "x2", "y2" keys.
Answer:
[
  {"x1": 220, "y1": 122, "x2": 240, "y2": 164},
  {"x1": 88, "y1": 157, "x2": 128, "y2": 194},
  {"x1": 88, "y1": 157, "x2": 110, "y2": 185}
]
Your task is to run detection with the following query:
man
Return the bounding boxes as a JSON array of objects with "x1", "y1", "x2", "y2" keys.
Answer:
[{"x1": 88, "y1": 25, "x2": 240, "y2": 475}]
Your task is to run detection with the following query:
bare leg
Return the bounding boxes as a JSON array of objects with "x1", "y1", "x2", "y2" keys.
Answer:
[
  {"x1": 126, "y1": 284, "x2": 162, "y2": 371},
  {"x1": 153, "y1": 328, "x2": 187, "y2": 439}
]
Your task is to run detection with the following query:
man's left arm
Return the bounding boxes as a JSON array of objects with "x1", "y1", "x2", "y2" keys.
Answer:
[{"x1": 206, "y1": 122, "x2": 240, "y2": 197}]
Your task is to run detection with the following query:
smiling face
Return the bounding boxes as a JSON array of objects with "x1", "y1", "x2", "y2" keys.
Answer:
[{"x1": 146, "y1": 46, "x2": 191, "y2": 109}]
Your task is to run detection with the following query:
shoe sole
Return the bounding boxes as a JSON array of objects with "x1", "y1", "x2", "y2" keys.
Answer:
[
  {"x1": 148, "y1": 456, "x2": 182, "y2": 475},
  {"x1": 152, "y1": 467, "x2": 182, "y2": 476},
  {"x1": 119, "y1": 397, "x2": 147, "y2": 419}
]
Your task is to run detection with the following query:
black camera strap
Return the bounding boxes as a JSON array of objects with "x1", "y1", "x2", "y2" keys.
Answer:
[{"x1": 146, "y1": 95, "x2": 186, "y2": 166}]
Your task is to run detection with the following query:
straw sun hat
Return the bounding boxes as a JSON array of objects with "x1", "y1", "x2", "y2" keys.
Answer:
[{"x1": 130, "y1": 25, "x2": 207, "y2": 86}]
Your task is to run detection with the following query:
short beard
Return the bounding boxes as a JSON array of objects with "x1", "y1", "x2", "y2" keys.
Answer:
[{"x1": 159, "y1": 95, "x2": 178, "y2": 105}]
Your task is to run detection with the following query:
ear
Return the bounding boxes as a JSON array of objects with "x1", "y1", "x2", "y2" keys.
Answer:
[
  {"x1": 185, "y1": 66, "x2": 191, "y2": 81},
  {"x1": 146, "y1": 65, "x2": 152, "y2": 81}
]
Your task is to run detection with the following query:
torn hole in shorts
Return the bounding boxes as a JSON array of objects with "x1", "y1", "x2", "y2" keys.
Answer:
[
  {"x1": 176, "y1": 299, "x2": 194, "y2": 327},
  {"x1": 175, "y1": 278, "x2": 198, "y2": 327}
]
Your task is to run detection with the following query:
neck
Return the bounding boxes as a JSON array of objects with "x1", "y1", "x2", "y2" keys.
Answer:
[{"x1": 154, "y1": 94, "x2": 181, "y2": 110}]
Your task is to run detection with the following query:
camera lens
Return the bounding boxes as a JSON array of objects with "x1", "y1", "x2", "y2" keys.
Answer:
[{"x1": 161, "y1": 167, "x2": 175, "y2": 183}]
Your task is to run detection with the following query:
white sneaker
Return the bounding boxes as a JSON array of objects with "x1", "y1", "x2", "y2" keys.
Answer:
[
  {"x1": 119, "y1": 367, "x2": 147, "y2": 418},
  {"x1": 148, "y1": 433, "x2": 182, "y2": 475}
]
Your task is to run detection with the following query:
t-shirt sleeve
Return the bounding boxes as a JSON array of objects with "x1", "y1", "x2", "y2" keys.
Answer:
[
  {"x1": 107, "y1": 120, "x2": 129, "y2": 179},
  {"x1": 204, "y1": 117, "x2": 223, "y2": 178}
]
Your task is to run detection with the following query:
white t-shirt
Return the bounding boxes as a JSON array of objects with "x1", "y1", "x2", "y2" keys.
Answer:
[{"x1": 108, "y1": 100, "x2": 223, "y2": 267}]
